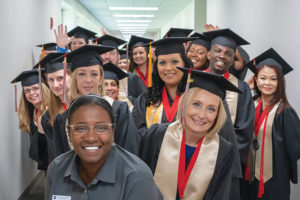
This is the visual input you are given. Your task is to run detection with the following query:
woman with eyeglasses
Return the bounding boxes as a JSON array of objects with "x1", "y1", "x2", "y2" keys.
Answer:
[
  {"x1": 45, "y1": 95, "x2": 162, "y2": 200},
  {"x1": 11, "y1": 69, "x2": 50, "y2": 170},
  {"x1": 52, "y1": 45, "x2": 139, "y2": 161}
]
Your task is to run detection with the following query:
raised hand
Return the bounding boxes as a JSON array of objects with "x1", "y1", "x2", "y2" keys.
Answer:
[
  {"x1": 204, "y1": 24, "x2": 220, "y2": 32},
  {"x1": 247, "y1": 75, "x2": 255, "y2": 90},
  {"x1": 54, "y1": 24, "x2": 71, "y2": 48}
]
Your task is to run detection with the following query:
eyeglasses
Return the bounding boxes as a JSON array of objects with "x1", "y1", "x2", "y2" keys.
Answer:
[
  {"x1": 68, "y1": 123, "x2": 113, "y2": 135},
  {"x1": 24, "y1": 86, "x2": 40, "y2": 94}
]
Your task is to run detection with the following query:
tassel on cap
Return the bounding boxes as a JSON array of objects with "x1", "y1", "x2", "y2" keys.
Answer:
[
  {"x1": 125, "y1": 44, "x2": 129, "y2": 66},
  {"x1": 14, "y1": 79, "x2": 17, "y2": 112},
  {"x1": 180, "y1": 67, "x2": 194, "y2": 124},
  {"x1": 148, "y1": 42, "x2": 152, "y2": 88},
  {"x1": 41, "y1": 44, "x2": 46, "y2": 59},
  {"x1": 38, "y1": 61, "x2": 43, "y2": 102},
  {"x1": 62, "y1": 53, "x2": 67, "y2": 104}
]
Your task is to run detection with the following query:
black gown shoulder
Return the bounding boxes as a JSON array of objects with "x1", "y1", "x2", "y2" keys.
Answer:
[
  {"x1": 127, "y1": 72, "x2": 147, "y2": 98},
  {"x1": 41, "y1": 109, "x2": 56, "y2": 162}
]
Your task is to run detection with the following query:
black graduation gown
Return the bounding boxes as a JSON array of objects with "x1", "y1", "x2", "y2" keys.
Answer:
[
  {"x1": 29, "y1": 121, "x2": 48, "y2": 170},
  {"x1": 52, "y1": 99, "x2": 140, "y2": 159},
  {"x1": 41, "y1": 110, "x2": 56, "y2": 162},
  {"x1": 138, "y1": 124, "x2": 237, "y2": 200},
  {"x1": 234, "y1": 79, "x2": 255, "y2": 165},
  {"x1": 127, "y1": 72, "x2": 147, "y2": 98},
  {"x1": 247, "y1": 104, "x2": 300, "y2": 200}
]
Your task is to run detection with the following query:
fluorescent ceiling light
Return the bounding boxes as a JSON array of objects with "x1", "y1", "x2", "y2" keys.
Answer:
[
  {"x1": 109, "y1": 7, "x2": 158, "y2": 11},
  {"x1": 113, "y1": 14, "x2": 154, "y2": 18},
  {"x1": 118, "y1": 24, "x2": 148, "y2": 27},
  {"x1": 116, "y1": 20, "x2": 151, "y2": 23},
  {"x1": 119, "y1": 27, "x2": 148, "y2": 30}
]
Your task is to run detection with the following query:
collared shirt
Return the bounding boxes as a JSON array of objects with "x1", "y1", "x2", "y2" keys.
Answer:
[{"x1": 45, "y1": 145, "x2": 162, "y2": 200}]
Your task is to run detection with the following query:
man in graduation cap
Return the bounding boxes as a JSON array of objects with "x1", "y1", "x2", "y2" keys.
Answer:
[
  {"x1": 54, "y1": 25, "x2": 96, "y2": 52},
  {"x1": 203, "y1": 28, "x2": 255, "y2": 179},
  {"x1": 96, "y1": 34, "x2": 147, "y2": 99}
]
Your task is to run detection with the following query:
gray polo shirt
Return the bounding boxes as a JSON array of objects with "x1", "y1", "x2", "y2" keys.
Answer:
[{"x1": 45, "y1": 145, "x2": 163, "y2": 200}]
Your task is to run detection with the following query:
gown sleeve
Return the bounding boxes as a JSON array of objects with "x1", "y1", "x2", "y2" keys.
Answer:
[
  {"x1": 137, "y1": 123, "x2": 169, "y2": 174},
  {"x1": 234, "y1": 80, "x2": 255, "y2": 165},
  {"x1": 276, "y1": 106, "x2": 300, "y2": 183},
  {"x1": 132, "y1": 94, "x2": 148, "y2": 137},
  {"x1": 112, "y1": 100, "x2": 140, "y2": 155},
  {"x1": 53, "y1": 111, "x2": 70, "y2": 158},
  {"x1": 41, "y1": 110, "x2": 55, "y2": 162},
  {"x1": 128, "y1": 72, "x2": 147, "y2": 98}
]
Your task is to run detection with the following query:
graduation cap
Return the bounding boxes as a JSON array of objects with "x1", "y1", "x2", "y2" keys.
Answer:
[
  {"x1": 33, "y1": 53, "x2": 64, "y2": 69},
  {"x1": 93, "y1": 34, "x2": 126, "y2": 48},
  {"x1": 163, "y1": 28, "x2": 193, "y2": 38},
  {"x1": 67, "y1": 26, "x2": 97, "y2": 42},
  {"x1": 128, "y1": 35, "x2": 153, "y2": 52},
  {"x1": 36, "y1": 43, "x2": 57, "y2": 51},
  {"x1": 237, "y1": 46, "x2": 250, "y2": 63},
  {"x1": 203, "y1": 28, "x2": 249, "y2": 51},
  {"x1": 11, "y1": 69, "x2": 45, "y2": 86},
  {"x1": 177, "y1": 67, "x2": 242, "y2": 100},
  {"x1": 53, "y1": 45, "x2": 114, "y2": 71},
  {"x1": 245, "y1": 48, "x2": 293, "y2": 75},
  {"x1": 103, "y1": 62, "x2": 128, "y2": 82},
  {"x1": 149, "y1": 37, "x2": 197, "y2": 57},
  {"x1": 118, "y1": 49, "x2": 127, "y2": 60},
  {"x1": 189, "y1": 32, "x2": 211, "y2": 50}
]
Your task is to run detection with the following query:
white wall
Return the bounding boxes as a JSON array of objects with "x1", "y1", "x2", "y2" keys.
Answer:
[
  {"x1": 207, "y1": 0, "x2": 300, "y2": 199},
  {"x1": 160, "y1": 0, "x2": 195, "y2": 37},
  {"x1": 0, "y1": 0, "x2": 61, "y2": 199}
]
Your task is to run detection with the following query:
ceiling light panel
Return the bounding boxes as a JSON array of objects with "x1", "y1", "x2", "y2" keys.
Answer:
[
  {"x1": 109, "y1": 7, "x2": 158, "y2": 11},
  {"x1": 116, "y1": 20, "x2": 152, "y2": 23},
  {"x1": 113, "y1": 14, "x2": 154, "y2": 18}
]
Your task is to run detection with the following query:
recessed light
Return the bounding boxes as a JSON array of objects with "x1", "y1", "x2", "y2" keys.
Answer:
[
  {"x1": 118, "y1": 24, "x2": 149, "y2": 27},
  {"x1": 116, "y1": 20, "x2": 152, "y2": 23}
]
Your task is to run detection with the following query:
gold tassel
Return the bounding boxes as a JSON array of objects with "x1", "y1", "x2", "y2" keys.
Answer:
[{"x1": 41, "y1": 44, "x2": 46, "y2": 58}]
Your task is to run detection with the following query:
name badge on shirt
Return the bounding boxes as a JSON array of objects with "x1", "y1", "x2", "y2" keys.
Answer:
[{"x1": 52, "y1": 195, "x2": 71, "y2": 200}]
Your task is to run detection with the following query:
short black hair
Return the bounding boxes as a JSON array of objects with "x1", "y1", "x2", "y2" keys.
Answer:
[{"x1": 67, "y1": 94, "x2": 115, "y2": 125}]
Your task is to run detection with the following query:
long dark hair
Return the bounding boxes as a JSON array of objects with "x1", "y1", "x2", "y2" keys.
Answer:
[
  {"x1": 129, "y1": 43, "x2": 149, "y2": 72},
  {"x1": 254, "y1": 65, "x2": 289, "y2": 114},
  {"x1": 146, "y1": 51, "x2": 193, "y2": 106},
  {"x1": 67, "y1": 95, "x2": 115, "y2": 126}
]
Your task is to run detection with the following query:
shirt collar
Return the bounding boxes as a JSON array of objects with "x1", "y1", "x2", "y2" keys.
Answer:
[{"x1": 64, "y1": 145, "x2": 118, "y2": 184}]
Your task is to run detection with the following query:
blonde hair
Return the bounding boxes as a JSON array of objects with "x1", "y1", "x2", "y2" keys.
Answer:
[
  {"x1": 48, "y1": 69, "x2": 72, "y2": 126},
  {"x1": 18, "y1": 83, "x2": 50, "y2": 133},
  {"x1": 70, "y1": 65, "x2": 106, "y2": 101},
  {"x1": 177, "y1": 87, "x2": 227, "y2": 138}
]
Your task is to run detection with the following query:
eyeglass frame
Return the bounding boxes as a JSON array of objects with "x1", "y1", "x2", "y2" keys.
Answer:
[
  {"x1": 23, "y1": 86, "x2": 40, "y2": 94},
  {"x1": 67, "y1": 123, "x2": 114, "y2": 135}
]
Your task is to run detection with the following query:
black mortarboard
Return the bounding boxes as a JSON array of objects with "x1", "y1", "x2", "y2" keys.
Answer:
[
  {"x1": 149, "y1": 37, "x2": 197, "y2": 57},
  {"x1": 67, "y1": 26, "x2": 97, "y2": 41},
  {"x1": 103, "y1": 62, "x2": 128, "y2": 82},
  {"x1": 163, "y1": 28, "x2": 193, "y2": 38},
  {"x1": 118, "y1": 49, "x2": 127, "y2": 60},
  {"x1": 245, "y1": 48, "x2": 293, "y2": 75},
  {"x1": 189, "y1": 32, "x2": 211, "y2": 50},
  {"x1": 36, "y1": 43, "x2": 57, "y2": 51},
  {"x1": 94, "y1": 34, "x2": 126, "y2": 48},
  {"x1": 53, "y1": 45, "x2": 114, "y2": 71},
  {"x1": 42, "y1": 53, "x2": 72, "y2": 74},
  {"x1": 178, "y1": 67, "x2": 242, "y2": 99},
  {"x1": 203, "y1": 28, "x2": 249, "y2": 51},
  {"x1": 33, "y1": 53, "x2": 64, "y2": 69},
  {"x1": 11, "y1": 69, "x2": 45, "y2": 87},
  {"x1": 128, "y1": 35, "x2": 153, "y2": 51}
]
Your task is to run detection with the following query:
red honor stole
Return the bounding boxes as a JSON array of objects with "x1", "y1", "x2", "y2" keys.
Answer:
[
  {"x1": 136, "y1": 66, "x2": 148, "y2": 88},
  {"x1": 245, "y1": 98, "x2": 269, "y2": 198},
  {"x1": 205, "y1": 68, "x2": 230, "y2": 79},
  {"x1": 162, "y1": 87, "x2": 180, "y2": 122},
  {"x1": 178, "y1": 129, "x2": 204, "y2": 199}
]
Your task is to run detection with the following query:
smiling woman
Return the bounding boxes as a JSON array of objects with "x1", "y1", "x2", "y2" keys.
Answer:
[{"x1": 45, "y1": 95, "x2": 162, "y2": 200}]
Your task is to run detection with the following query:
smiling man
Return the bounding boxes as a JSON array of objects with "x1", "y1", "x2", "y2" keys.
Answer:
[{"x1": 204, "y1": 29, "x2": 255, "y2": 181}]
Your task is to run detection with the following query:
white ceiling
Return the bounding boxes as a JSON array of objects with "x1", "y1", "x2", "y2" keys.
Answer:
[{"x1": 77, "y1": 0, "x2": 193, "y2": 40}]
